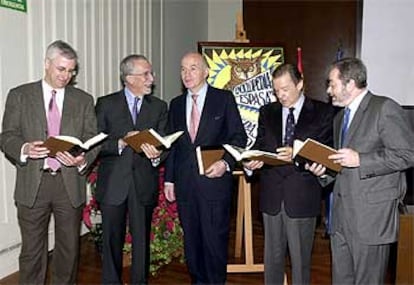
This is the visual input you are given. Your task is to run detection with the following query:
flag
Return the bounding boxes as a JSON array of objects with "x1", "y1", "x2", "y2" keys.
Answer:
[
  {"x1": 336, "y1": 45, "x2": 344, "y2": 61},
  {"x1": 297, "y1": 47, "x2": 303, "y2": 75}
]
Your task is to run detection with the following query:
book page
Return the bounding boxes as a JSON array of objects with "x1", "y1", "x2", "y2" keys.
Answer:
[
  {"x1": 292, "y1": 139, "x2": 304, "y2": 158},
  {"x1": 161, "y1": 131, "x2": 184, "y2": 148},
  {"x1": 83, "y1": 133, "x2": 108, "y2": 149},
  {"x1": 53, "y1": 135, "x2": 82, "y2": 147},
  {"x1": 242, "y1": 149, "x2": 279, "y2": 159}
]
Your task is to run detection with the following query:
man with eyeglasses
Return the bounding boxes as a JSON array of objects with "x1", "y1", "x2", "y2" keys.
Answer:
[
  {"x1": 95, "y1": 54, "x2": 168, "y2": 284},
  {"x1": 1, "y1": 40, "x2": 98, "y2": 284}
]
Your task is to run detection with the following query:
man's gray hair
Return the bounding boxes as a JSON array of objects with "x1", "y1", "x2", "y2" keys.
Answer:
[
  {"x1": 120, "y1": 54, "x2": 148, "y2": 84},
  {"x1": 45, "y1": 40, "x2": 78, "y2": 65}
]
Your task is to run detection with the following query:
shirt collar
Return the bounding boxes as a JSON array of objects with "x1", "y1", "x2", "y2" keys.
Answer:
[
  {"x1": 42, "y1": 80, "x2": 64, "y2": 95},
  {"x1": 124, "y1": 87, "x2": 143, "y2": 104},
  {"x1": 283, "y1": 93, "x2": 305, "y2": 115},
  {"x1": 347, "y1": 89, "x2": 368, "y2": 113},
  {"x1": 187, "y1": 82, "x2": 208, "y2": 100}
]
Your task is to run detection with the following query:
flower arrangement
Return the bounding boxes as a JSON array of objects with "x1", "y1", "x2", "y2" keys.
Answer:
[
  {"x1": 82, "y1": 165, "x2": 184, "y2": 275},
  {"x1": 149, "y1": 167, "x2": 184, "y2": 274},
  {"x1": 82, "y1": 168, "x2": 103, "y2": 253}
]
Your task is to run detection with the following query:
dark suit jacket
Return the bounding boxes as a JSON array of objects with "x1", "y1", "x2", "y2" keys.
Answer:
[
  {"x1": 1, "y1": 80, "x2": 98, "y2": 208},
  {"x1": 95, "y1": 90, "x2": 168, "y2": 206},
  {"x1": 165, "y1": 85, "x2": 247, "y2": 202},
  {"x1": 254, "y1": 97, "x2": 334, "y2": 218},
  {"x1": 331, "y1": 92, "x2": 414, "y2": 244}
]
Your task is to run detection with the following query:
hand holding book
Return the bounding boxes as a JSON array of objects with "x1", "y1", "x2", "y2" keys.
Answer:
[
  {"x1": 292, "y1": 138, "x2": 342, "y2": 173},
  {"x1": 123, "y1": 129, "x2": 183, "y2": 153},
  {"x1": 42, "y1": 132, "x2": 108, "y2": 157}
]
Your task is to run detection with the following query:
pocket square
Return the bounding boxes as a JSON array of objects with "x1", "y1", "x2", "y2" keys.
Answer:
[{"x1": 214, "y1": 116, "x2": 222, "y2": 120}]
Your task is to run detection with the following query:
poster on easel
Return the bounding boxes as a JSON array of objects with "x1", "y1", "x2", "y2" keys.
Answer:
[{"x1": 198, "y1": 42, "x2": 284, "y2": 148}]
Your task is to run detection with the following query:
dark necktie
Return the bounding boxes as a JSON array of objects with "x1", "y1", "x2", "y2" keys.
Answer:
[
  {"x1": 284, "y1": 107, "x2": 295, "y2": 146},
  {"x1": 47, "y1": 90, "x2": 61, "y2": 171},
  {"x1": 340, "y1": 107, "x2": 350, "y2": 147},
  {"x1": 132, "y1": 97, "x2": 140, "y2": 125}
]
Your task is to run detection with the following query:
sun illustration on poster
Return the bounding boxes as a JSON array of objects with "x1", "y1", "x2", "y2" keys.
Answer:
[{"x1": 202, "y1": 46, "x2": 284, "y2": 148}]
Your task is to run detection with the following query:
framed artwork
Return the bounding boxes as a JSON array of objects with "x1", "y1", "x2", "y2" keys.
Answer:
[{"x1": 198, "y1": 42, "x2": 284, "y2": 148}]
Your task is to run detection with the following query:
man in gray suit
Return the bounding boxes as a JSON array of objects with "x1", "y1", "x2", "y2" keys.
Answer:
[
  {"x1": 308, "y1": 58, "x2": 414, "y2": 284},
  {"x1": 1, "y1": 40, "x2": 98, "y2": 284}
]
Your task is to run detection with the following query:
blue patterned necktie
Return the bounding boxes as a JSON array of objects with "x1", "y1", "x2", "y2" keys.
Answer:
[
  {"x1": 340, "y1": 107, "x2": 350, "y2": 147},
  {"x1": 284, "y1": 107, "x2": 295, "y2": 146}
]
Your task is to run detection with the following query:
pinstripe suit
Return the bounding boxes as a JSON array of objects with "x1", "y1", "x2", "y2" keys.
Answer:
[{"x1": 1, "y1": 80, "x2": 98, "y2": 284}]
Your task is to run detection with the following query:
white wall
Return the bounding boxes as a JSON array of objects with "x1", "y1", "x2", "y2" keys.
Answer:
[
  {"x1": 361, "y1": 0, "x2": 414, "y2": 105},
  {"x1": 208, "y1": 0, "x2": 242, "y2": 41}
]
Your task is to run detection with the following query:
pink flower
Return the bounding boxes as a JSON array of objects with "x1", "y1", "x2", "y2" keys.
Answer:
[
  {"x1": 125, "y1": 232, "x2": 132, "y2": 243},
  {"x1": 166, "y1": 220, "x2": 175, "y2": 232},
  {"x1": 82, "y1": 206, "x2": 92, "y2": 228},
  {"x1": 87, "y1": 170, "x2": 98, "y2": 184}
]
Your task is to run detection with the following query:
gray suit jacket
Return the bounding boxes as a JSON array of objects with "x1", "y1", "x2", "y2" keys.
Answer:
[
  {"x1": 1, "y1": 80, "x2": 98, "y2": 208},
  {"x1": 331, "y1": 92, "x2": 414, "y2": 244}
]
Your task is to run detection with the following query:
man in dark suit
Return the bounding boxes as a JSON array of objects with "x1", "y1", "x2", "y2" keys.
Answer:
[
  {"x1": 1, "y1": 40, "x2": 98, "y2": 284},
  {"x1": 95, "y1": 54, "x2": 168, "y2": 285},
  {"x1": 164, "y1": 52, "x2": 247, "y2": 285},
  {"x1": 244, "y1": 63, "x2": 334, "y2": 285},
  {"x1": 308, "y1": 58, "x2": 414, "y2": 284}
]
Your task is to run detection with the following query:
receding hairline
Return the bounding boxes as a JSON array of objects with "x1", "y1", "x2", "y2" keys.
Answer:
[{"x1": 182, "y1": 52, "x2": 208, "y2": 69}]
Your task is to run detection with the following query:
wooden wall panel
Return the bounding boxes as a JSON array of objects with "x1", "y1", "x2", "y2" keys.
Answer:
[{"x1": 243, "y1": 0, "x2": 362, "y2": 102}]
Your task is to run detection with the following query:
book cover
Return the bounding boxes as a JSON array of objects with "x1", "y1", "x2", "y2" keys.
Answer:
[
  {"x1": 292, "y1": 138, "x2": 342, "y2": 172},
  {"x1": 43, "y1": 132, "x2": 108, "y2": 157},
  {"x1": 124, "y1": 129, "x2": 183, "y2": 153},
  {"x1": 196, "y1": 146, "x2": 225, "y2": 175}
]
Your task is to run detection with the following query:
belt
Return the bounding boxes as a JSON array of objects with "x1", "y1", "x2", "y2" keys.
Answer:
[{"x1": 42, "y1": 168, "x2": 62, "y2": 176}]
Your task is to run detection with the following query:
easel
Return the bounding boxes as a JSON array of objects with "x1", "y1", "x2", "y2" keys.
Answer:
[
  {"x1": 227, "y1": 172, "x2": 288, "y2": 285},
  {"x1": 225, "y1": 11, "x2": 288, "y2": 284},
  {"x1": 227, "y1": 171, "x2": 264, "y2": 272}
]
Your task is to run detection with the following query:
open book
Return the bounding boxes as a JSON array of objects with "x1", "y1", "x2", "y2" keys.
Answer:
[
  {"x1": 223, "y1": 144, "x2": 288, "y2": 166},
  {"x1": 43, "y1": 132, "x2": 108, "y2": 157},
  {"x1": 196, "y1": 146, "x2": 225, "y2": 175},
  {"x1": 123, "y1": 129, "x2": 184, "y2": 153},
  {"x1": 292, "y1": 138, "x2": 342, "y2": 173}
]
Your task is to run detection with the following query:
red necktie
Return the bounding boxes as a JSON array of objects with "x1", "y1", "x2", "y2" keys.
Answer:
[
  {"x1": 47, "y1": 90, "x2": 61, "y2": 171},
  {"x1": 189, "y1": 94, "x2": 200, "y2": 142}
]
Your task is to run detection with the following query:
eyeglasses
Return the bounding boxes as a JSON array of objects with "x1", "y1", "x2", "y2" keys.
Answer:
[
  {"x1": 51, "y1": 61, "x2": 78, "y2": 77},
  {"x1": 129, "y1": 71, "x2": 155, "y2": 78}
]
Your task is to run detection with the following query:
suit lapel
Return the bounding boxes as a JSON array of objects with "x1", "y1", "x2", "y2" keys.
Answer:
[
  {"x1": 136, "y1": 95, "x2": 150, "y2": 128},
  {"x1": 333, "y1": 112, "x2": 342, "y2": 149},
  {"x1": 295, "y1": 98, "x2": 314, "y2": 139},
  {"x1": 29, "y1": 81, "x2": 48, "y2": 138},
  {"x1": 194, "y1": 87, "x2": 214, "y2": 144},
  {"x1": 176, "y1": 93, "x2": 192, "y2": 143},
  {"x1": 344, "y1": 92, "x2": 372, "y2": 147},
  {"x1": 268, "y1": 102, "x2": 283, "y2": 145},
  {"x1": 61, "y1": 88, "x2": 77, "y2": 135}
]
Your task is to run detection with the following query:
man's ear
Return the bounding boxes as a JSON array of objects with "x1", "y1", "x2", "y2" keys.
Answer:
[
  {"x1": 45, "y1": 58, "x2": 51, "y2": 69},
  {"x1": 297, "y1": 79, "x2": 304, "y2": 91},
  {"x1": 346, "y1": 79, "x2": 356, "y2": 91}
]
